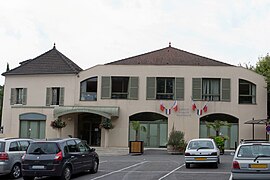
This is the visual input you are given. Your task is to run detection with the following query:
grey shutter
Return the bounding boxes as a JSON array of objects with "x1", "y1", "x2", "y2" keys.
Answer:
[
  {"x1": 59, "y1": 87, "x2": 65, "y2": 106},
  {"x1": 22, "y1": 88, "x2": 27, "y2": 105},
  {"x1": 192, "y1": 78, "x2": 202, "y2": 100},
  {"x1": 128, "y1": 77, "x2": 139, "y2": 100},
  {"x1": 146, "y1": 77, "x2": 156, "y2": 99},
  {"x1": 46, "y1": 88, "x2": 52, "y2": 106},
  {"x1": 10, "y1": 88, "x2": 16, "y2": 105},
  {"x1": 221, "y1": 78, "x2": 231, "y2": 101},
  {"x1": 175, "y1": 78, "x2": 184, "y2": 100},
  {"x1": 101, "y1": 76, "x2": 111, "y2": 99}
]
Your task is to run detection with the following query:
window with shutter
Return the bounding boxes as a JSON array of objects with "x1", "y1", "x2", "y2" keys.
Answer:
[
  {"x1": 221, "y1": 79, "x2": 231, "y2": 102},
  {"x1": 146, "y1": 77, "x2": 156, "y2": 99},
  {"x1": 128, "y1": 77, "x2": 139, "y2": 100},
  {"x1": 192, "y1": 78, "x2": 202, "y2": 100},
  {"x1": 22, "y1": 88, "x2": 27, "y2": 105},
  {"x1": 175, "y1": 78, "x2": 184, "y2": 100},
  {"x1": 101, "y1": 76, "x2": 111, "y2": 99}
]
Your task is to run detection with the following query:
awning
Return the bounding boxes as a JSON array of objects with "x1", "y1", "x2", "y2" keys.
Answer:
[
  {"x1": 54, "y1": 106, "x2": 119, "y2": 119},
  {"x1": 244, "y1": 119, "x2": 270, "y2": 125},
  {"x1": 244, "y1": 118, "x2": 269, "y2": 140}
]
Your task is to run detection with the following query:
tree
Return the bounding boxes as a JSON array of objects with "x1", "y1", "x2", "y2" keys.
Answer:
[
  {"x1": 255, "y1": 53, "x2": 270, "y2": 91},
  {"x1": 131, "y1": 121, "x2": 146, "y2": 141},
  {"x1": 205, "y1": 120, "x2": 231, "y2": 136},
  {"x1": 254, "y1": 53, "x2": 270, "y2": 117}
]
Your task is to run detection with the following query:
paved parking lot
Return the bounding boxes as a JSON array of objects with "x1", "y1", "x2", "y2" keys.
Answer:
[{"x1": 1, "y1": 149, "x2": 233, "y2": 180}]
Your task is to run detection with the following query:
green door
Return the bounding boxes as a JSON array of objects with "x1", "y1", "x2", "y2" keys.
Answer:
[{"x1": 20, "y1": 120, "x2": 45, "y2": 139}]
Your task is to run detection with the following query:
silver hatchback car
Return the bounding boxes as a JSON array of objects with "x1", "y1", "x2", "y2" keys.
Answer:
[
  {"x1": 185, "y1": 138, "x2": 220, "y2": 168},
  {"x1": 0, "y1": 138, "x2": 32, "y2": 179},
  {"x1": 231, "y1": 140, "x2": 270, "y2": 180}
]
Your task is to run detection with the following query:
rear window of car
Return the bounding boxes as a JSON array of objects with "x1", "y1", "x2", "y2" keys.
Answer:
[
  {"x1": 0, "y1": 142, "x2": 5, "y2": 152},
  {"x1": 27, "y1": 142, "x2": 60, "y2": 154},
  {"x1": 238, "y1": 144, "x2": 270, "y2": 158},
  {"x1": 187, "y1": 140, "x2": 214, "y2": 149}
]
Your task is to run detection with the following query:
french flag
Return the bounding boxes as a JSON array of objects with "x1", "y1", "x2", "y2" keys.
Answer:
[
  {"x1": 160, "y1": 101, "x2": 165, "y2": 112},
  {"x1": 197, "y1": 109, "x2": 202, "y2": 116},
  {"x1": 172, "y1": 101, "x2": 178, "y2": 112},
  {"x1": 166, "y1": 109, "x2": 171, "y2": 115}
]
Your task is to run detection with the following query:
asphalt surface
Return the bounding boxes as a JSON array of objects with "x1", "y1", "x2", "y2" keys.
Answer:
[{"x1": 1, "y1": 149, "x2": 234, "y2": 180}]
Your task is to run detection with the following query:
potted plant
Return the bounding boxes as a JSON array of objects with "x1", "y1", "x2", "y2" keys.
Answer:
[
  {"x1": 206, "y1": 120, "x2": 231, "y2": 154},
  {"x1": 129, "y1": 121, "x2": 146, "y2": 154},
  {"x1": 167, "y1": 125, "x2": 187, "y2": 154},
  {"x1": 50, "y1": 118, "x2": 66, "y2": 138}
]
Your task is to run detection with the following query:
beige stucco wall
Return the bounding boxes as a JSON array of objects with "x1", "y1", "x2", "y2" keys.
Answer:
[{"x1": 1, "y1": 64, "x2": 267, "y2": 148}]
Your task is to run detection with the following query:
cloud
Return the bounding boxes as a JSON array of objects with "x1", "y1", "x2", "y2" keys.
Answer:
[{"x1": 0, "y1": 0, "x2": 270, "y2": 84}]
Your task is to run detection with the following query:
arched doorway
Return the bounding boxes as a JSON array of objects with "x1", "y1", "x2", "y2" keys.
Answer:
[
  {"x1": 129, "y1": 112, "x2": 168, "y2": 148},
  {"x1": 78, "y1": 113, "x2": 102, "y2": 146},
  {"x1": 200, "y1": 113, "x2": 239, "y2": 149}
]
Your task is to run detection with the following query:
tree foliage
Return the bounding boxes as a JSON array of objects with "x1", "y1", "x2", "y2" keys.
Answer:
[
  {"x1": 131, "y1": 121, "x2": 146, "y2": 141},
  {"x1": 254, "y1": 53, "x2": 270, "y2": 92},
  {"x1": 205, "y1": 120, "x2": 231, "y2": 136}
]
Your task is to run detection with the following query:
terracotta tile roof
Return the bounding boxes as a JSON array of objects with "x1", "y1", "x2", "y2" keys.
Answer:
[
  {"x1": 2, "y1": 45, "x2": 82, "y2": 76},
  {"x1": 106, "y1": 46, "x2": 233, "y2": 66}
]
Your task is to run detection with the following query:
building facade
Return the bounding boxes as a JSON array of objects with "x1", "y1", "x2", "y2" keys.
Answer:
[{"x1": 1, "y1": 45, "x2": 267, "y2": 149}]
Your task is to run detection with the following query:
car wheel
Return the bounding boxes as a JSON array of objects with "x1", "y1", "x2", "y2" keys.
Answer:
[
  {"x1": 23, "y1": 176, "x2": 35, "y2": 180},
  {"x1": 213, "y1": 162, "x2": 218, "y2": 168},
  {"x1": 60, "y1": 166, "x2": 72, "y2": 180},
  {"x1": 10, "y1": 163, "x2": 21, "y2": 179},
  {"x1": 90, "y1": 158, "x2": 99, "y2": 174},
  {"x1": 185, "y1": 163, "x2": 190, "y2": 168}
]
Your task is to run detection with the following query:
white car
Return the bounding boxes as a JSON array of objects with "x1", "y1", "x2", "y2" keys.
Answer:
[
  {"x1": 231, "y1": 140, "x2": 270, "y2": 179},
  {"x1": 184, "y1": 138, "x2": 220, "y2": 168}
]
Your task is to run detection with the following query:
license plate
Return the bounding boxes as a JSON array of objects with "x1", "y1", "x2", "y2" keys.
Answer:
[
  {"x1": 195, "y1": 157, "x2": 207, "y2": 161},
  {"x1": 250, "y1": 164, "x2": 268, "y2": 169},
  {"x1": 32, "y1": 165, "x2": 45, "y2": 169}
]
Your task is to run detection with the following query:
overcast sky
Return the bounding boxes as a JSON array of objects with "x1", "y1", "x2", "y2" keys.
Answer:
[{"x1": 1, "y1": 0, "x2": 270, "y2": 85}]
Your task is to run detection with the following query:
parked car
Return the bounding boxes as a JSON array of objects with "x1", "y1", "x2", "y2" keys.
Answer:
[
  {"x1": 231, "y1": 140, "x2": 270, "y2": 179},
  {"x1": 21, "y1": 138, "x2": 99, "y2": 180},
  {"x1": 184, "y1": 138, "x2": 220, "y2": 168},
  {"x1": 0, "y1": 138, "x2": 32, "y2": 179}
]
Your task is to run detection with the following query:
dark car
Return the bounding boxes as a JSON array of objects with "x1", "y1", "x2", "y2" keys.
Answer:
[{"x1": 21, "y1": 138, "x2": 99, "y2": 180}]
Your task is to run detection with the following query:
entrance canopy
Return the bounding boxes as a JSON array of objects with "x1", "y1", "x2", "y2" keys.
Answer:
[{"x1": 54, "y1": 106, "x2": 119, "y2": 119}]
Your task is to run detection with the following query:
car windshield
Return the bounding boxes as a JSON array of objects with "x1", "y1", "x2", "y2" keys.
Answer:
[
  {"x1": 0, "y1": 142, "x2": 4, "y2": 152},
  {"x1": 188, "y1": 140, "x2": 214, "y2": 150},
  {"x1": 27, "y1": 142, "x2": 60, "y2": 154},
  {"x1": 237, "y1": 144, "x2": 270, "y2": 158}
]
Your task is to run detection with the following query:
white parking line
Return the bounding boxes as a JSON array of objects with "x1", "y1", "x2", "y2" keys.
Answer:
[
  {"x1": 90, "y1": 161, "x2": 147, "y2": 180},
  {"x1": 158, "y1": 163, "x2": 185, "y2": 180},
  {"x1": 99, "y1": 160, "x2": 107, "y2": 164}
]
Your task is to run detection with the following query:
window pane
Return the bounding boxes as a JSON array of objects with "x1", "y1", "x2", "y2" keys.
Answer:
[
  {"x1": 52, "y1": 88, "x2": 60, "y2": 105},
  {"x1": 166, "y1": 79, "x2": 174, "y2": 93},
  {"x1": 156, "y1": 78, "x2": 174, "y2": 100},
  {"x1": 157, "y1": 78, "x2": 165, "y2": 93},
  {"x1": 9, "y1": 142, "x2": 19, "y2": 151},
  {"x1": 111, "y1": 77, "x2": 129, "y2": 99}
]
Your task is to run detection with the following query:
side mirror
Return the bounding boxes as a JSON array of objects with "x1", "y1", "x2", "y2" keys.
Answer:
[{"x1": 90, "y1": 148, "x2": 96, "y2": 152}]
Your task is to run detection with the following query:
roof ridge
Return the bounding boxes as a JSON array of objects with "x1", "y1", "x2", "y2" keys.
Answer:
[
  {"x1": 106, "y1": 46, "x2": 169, "y2": 65},
  {"x1": 2, "y1": 48, "x2": 54, "y2": 75},
  {"x1": 54, "y1": 48, "x2": 81, "y2": 73}
]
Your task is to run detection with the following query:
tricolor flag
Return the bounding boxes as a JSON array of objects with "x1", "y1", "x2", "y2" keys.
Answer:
[
  {"x1": 192, "y1": 101, "x2": 196, "y2": 111},
  {"x1": 197, "y1": 109, "x2": 202, "y2": 116},
  {"x1": 160, "y1": 101, "x2": 165, "y2": 112},
  {"x1": 166, "y1": 108, "x2": 171, "y2": 115},
  {"x1": 172, "y1": 101, "x2": 178, "y2": 112},
  {"x1": 203, "y1": 104, "x2": 208, "y2": 112}
]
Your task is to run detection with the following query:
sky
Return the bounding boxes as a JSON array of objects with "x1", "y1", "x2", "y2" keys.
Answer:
[{"x1": 1, "y1": 0, "x2": 270, "y2": 85}]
